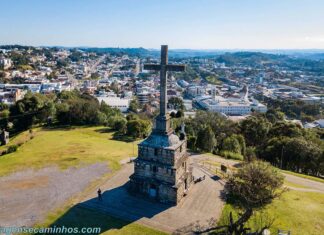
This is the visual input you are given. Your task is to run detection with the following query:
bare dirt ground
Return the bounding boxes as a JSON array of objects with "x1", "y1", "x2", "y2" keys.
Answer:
[
  {"x1": 0, "y1": 163, "x2": 109, "y2": 227},
  {"x1": 80, "y1": 159, "x2": 225, "y2": 234}
]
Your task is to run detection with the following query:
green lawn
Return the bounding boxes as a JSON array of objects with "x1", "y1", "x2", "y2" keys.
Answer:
[
  {"x1": 0, "y1": 126, "x2": 165, "y2": 234},
  {"x1": 218, "y1": 189, "x2": 324, "y2": 235},
  {"x1": 46, "y1": 206, "x2": 166, "y2": 235},
  {"x1": 0, "y1": 126, "x2": 138, "y2": 176},
  {"x1": 205, "y1": 75, "x2": 222, "y2": 85}
]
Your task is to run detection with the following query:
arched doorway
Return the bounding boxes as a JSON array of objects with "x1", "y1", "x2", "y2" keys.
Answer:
[{"x1": 149, "y1": 184, "x2": 157, "y2": 198}]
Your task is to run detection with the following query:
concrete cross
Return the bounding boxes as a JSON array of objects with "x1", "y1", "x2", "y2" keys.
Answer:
[{"x1": 144, "y1": 45, "x2": 185, "y2": 116}]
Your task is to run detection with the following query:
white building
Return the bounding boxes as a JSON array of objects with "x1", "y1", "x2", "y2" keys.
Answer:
[
  {"x1": 196, "y1": 95, "x2": 267, "y2": 116},
  {"x1": 0, "y1": 58, "x2": 12, "y2": 69},
  {"x1": 186, "y1": 85, "x2": 206, "y2": 98},
  {"x1": 137, "y1": 91, "x2": 150, "y2": 105},
  {"x1": 183, "y1": 99, "x2": 193, "y2": 111},
  {"x1": 305, "y1": 119, "x2": 324, "y2": 129},
  {"x1": 97, "y1": 96, "x2": 130, "y2": 112}
]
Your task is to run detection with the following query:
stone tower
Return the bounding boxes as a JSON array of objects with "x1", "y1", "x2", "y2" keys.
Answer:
[{"x1": 129, "y1": 45, "x2": 193, "y2": 205}]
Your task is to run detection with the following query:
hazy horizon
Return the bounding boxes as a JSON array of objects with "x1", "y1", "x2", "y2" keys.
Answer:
[{"x1": 3, "y1": 45, "x2": 324, "y2": 53}]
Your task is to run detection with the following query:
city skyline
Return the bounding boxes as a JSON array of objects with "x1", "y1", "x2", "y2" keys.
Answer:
[{"x1": 1, "y1": 0, "x2": 324, "y2": 49}]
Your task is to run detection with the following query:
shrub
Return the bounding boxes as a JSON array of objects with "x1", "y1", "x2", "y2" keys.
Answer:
[
  {"x1": 245, "y1": 146, "x2": 256, "y2": 162},
  {"x1": 111, "y1": 116, "x2": 127, "y2": 134},
  {"x1": 7, "y1": 145, "x2": 18, "y2": 154},
  {"x1": 220, "y1": 150, "x2": 243, "y2": 161}
]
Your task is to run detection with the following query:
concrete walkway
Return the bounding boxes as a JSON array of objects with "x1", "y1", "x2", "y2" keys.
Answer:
[{"x1": 80, "y1": 162, "x2": 225, "y2": 233}]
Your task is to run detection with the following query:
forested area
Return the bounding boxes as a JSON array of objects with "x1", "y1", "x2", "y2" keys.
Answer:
[
  {"x1": 172, "y1": 109, "x2": 324, "y2": 177},
  {"x1": 255, "y1": 94, "x2": 322, "y2": 122},
  {"x1": 0, "y1": 90, "x2": 322, "y2": 177}
]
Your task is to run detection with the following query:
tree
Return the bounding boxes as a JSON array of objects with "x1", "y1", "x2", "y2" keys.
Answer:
[
  {"x1": 284, "y1": 137, "x2": 322, "y2": 175},
  {"x1": 0, "y1": 109, "x2": 10, "y2": 130},
  {"x1": 168, "y1": 97, "x2": 185, "y2": 110},
  {"x1": 240, "y1": 116, "x2": 271, "y2": 146},
  {"x1": 200, "y1": 161, "x2": 285, "y2": 234},
  {"x1": 261, "y1": 136, "x2": 323, "y2": 176},
  {"x1": 56, "y1": 59, "x2": 68, "y2": 69},
  {"x1": 222, "y1": 136, "x2": 241, "y2": 154},
  {"x1": 265, "y1": 108, "x2": 285, "y2": 123},
  {"x1": 129, "y1": 98, "x2": 139, "y2": 113},
  {"x1": 268, "y1": 121, "x2": 302, "y2": 138},
  {"x1": 100, "y1": 101, "x2": 121, "y2": 118},
  {"x1": 10, "y1": 92, "x2": 55, "y2": 132},
  {"x1": 196, "y1": 126, "x2": 217, "y2": 152},
  {"x1": 68, "y1": 50, "x2": 83, "y2": 62},
  {"x1": 90, "y1": 72, "x2": 100, "y2": 80},
  {"x1": 109, "y1": 116, "x2": 127, "y2": 134},
  {"x1": 94, "y1": 111, "x2": 107, "y2": 125},
  {"x1": 56, "y1": 103, "x2": 70, "y2": 124},
  {"x1": 176, "y1": 110, "x2": 184, "y2": 118},
  {"x1": 234, "y1": 134, "x2": 246, "y2": 157},
  {"x1": 126, "y1": 119, "x2": 151, "y2": 139},
  {"x1": 245, "y1": 146, "x2": 256, "y2": 162},
  {"x1": 109, "y1": 81, "x2": 120, "y2": 95},
  {"x1": 55, "y1": 91, "x2": 111, "y2": 126},
  {"x1": 226, "y1": 161, "x2": 284, "y2": 207}
]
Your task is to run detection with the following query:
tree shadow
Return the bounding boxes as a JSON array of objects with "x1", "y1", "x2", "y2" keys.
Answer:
[
  {"x1": 48, "y1": 206, "x2": 130, "y2": 235},
  {"x1": 94, "y1": 127, "x2": 114, "y2": 134},
  {"x1": 111, "y1": 133, "x2": 137, "y2": 143},
  {"x1": 233, "y1": 162, "x2": 244, "y2": 168},
  {"x1": 41, "y1": 124, "x2": 106, "y2": 132},
  {"x1": 94, "y1": 127, "x2": 137, "y2": 142},
  {"x1": 47, "y1": 182, "x2": 171, "y2": 234},
  {"x1": 41, "y1": 125, "x2": 80, "y2": 131}
]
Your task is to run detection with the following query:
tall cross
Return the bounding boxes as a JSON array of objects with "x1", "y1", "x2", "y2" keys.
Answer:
[{"x1": 144, "y1": 45, "x2": 186, "y2": 117}]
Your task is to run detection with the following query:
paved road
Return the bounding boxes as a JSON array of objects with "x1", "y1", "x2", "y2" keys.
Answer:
[
  {"x1": 81, "y1": 161, "x2": 225, "y2": 233},
  {"x1": 282, "y1": 173, "x2": 324, "y2": 193},
  {"x1": 192, "y1": 153, "x2": 324, "y2": 193}
]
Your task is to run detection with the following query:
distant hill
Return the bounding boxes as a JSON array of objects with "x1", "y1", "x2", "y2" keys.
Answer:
[
  {"x1": 81, "y1": 47, "x2": 153, "y2": 57},
  {"x1": 215, "y1": 52, "x2": 287, "y2": 65}
]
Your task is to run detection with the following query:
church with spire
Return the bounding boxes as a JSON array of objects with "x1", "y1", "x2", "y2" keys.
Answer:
[{"x1": 129, "y1": 45, "x2": 193, "y2": 205}]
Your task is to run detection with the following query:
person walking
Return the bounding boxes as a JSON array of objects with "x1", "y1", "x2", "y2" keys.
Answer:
[{"x1": 97, "y1": 188, "x2": 102, "y2": 201}]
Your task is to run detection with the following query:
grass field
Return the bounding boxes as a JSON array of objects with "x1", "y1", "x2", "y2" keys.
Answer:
[
  {"x1": 0, "y1": 126, "x2": 166, "y2": 234},
  {"x1": 205, "y1": 75, "x2": 222, "y2": 85},
  {"x1": 0, "y1": 126, "x2": 138, "y2": 176},
  {"x1": 218, "y1": 189, "x2": 324, "y2": 235}
]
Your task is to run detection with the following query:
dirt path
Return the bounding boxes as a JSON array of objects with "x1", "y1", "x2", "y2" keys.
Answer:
[{"x1": 0, "y1": 163, "x2": 110, "y2": 227}]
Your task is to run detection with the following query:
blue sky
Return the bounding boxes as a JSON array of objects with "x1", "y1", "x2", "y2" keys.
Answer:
[{"x1": 1, "y1": 0, "x2": 324, "y2": 49}]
